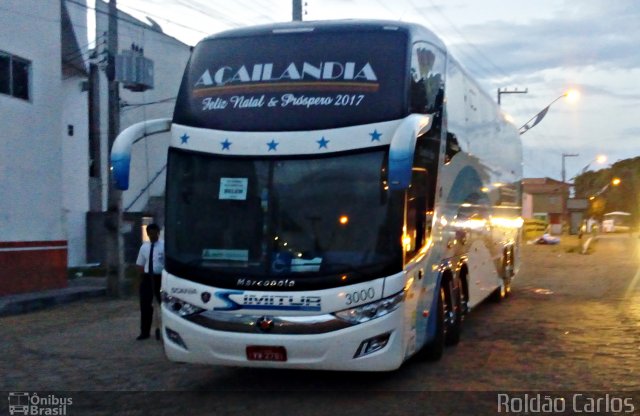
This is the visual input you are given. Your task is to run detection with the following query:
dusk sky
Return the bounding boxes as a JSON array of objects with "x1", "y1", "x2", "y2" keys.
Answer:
[{"x1": 103, "y1": 0, "x2": 639, "y2": 181}]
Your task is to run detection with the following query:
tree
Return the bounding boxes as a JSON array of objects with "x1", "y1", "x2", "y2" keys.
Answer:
[{"x1": 574, "y1": 156, "x2": 640, "y2": 227}]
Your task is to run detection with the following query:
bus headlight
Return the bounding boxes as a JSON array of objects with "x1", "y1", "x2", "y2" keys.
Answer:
[
  {"x1": 334, "y1": 290, "x2": 405, "y2": 324},
  {"x1": 161, "y1": 291, "x2": 205, "y2": 317}
]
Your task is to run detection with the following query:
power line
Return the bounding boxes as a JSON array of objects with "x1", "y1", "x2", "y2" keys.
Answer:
[
  {"x1": 67, "y1": 0, "x2": 208, "y2": 37},
  {"x1": 522, "y1": 158, "x2": 551, "y2": 178},
  {"x1": 233, "y1": 0, "x2": 284, "y2": 23},
  {"x1": 121, "y1": 96, "x2": 177, "y2": 110},
  {"x1": 406, "y1": 0, "x2": 498, "y2": 82},
  {"x1": 0, "y1": 5, "x2": 60, "y2": 24},
  {"x1": 174, "y1": 0, "x2": 249, "y2": 28},
  {"x1": 425, "y1": 0, "x2": 511, "y2": 80},
  {"x1": 177, "y1": 0, "x2": 278, "y2": 29},
  {"x1": 110, "y1": 1, "x2": 210, "y2": 36},
  {"x1": 67, "y1": 0, "x2": 154, "y2": 31},
  {"x1": 62, "y1": 33, "x2": 107, "y2": 63},
  {"x1": 406, "y1": 0, "x2": 533, "y2": 127}
]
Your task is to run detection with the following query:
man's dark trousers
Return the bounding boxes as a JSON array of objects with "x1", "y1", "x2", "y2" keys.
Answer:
[{"x1": 139, "y1": 273, "x2": 161, "y2": 337}]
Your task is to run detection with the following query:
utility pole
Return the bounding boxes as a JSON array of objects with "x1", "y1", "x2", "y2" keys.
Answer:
[
  {"x1": 106, "y1": 0, "x2": 124, "y2": 297},
  {"x1": 497, "y1": 87, "x2": 528, "y2": 106},
  {"x1": 562, "y1": 153, "x2": 579, "y2": 184},
  {"x1": 561, "y1": 152, "x2": 579, "y2": 234},
  {"x1": 292, "y1": 0, "x2": 302, "y2": 21}
]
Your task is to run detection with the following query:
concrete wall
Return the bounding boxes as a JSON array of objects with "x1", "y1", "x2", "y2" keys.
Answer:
[{"x1": 531, "y1": 193, "x2": 564, "y2": 214}]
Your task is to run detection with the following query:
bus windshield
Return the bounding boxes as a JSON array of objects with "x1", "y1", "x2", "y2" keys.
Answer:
[
  {"x1": 173, "y1": 30, "x2": 408, "y2": 131},
  {"x1": 165, "y1": 148, "x2": 403, "y2": 286}
]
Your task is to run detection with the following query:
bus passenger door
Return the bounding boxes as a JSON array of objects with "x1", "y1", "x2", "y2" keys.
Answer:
[{"x1": 404, "y1": 168, "x2": 431, "y2": 257}]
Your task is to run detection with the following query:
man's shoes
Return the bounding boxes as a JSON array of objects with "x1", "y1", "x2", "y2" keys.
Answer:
[{"x1": 136, "y1": 334, "x2": 150, "y2": 341}]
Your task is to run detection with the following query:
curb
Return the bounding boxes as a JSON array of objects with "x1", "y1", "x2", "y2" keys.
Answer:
[{"x1": 0, "y1": 286, "x2": 106, "y2": 317}]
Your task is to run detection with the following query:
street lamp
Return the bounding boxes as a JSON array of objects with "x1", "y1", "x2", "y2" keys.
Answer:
[
  {"x1": 589, "y1": 177, "x2": 621, "y2": 199},
  {"x1": 519, "y1": 89, "x2": 580, "y2": 135},
  {"x1": 569, "y1": 154, "x2": 607, "y2": 194},
  {"x1": 577, "y1": 155, "x2": 607, "y2": 176},
  {"x1": 497, "y1": 87, "x2": 528, "y2": 105},
  {"x1": 586, "y1": 177, "x2": 622, "y2": 221}
]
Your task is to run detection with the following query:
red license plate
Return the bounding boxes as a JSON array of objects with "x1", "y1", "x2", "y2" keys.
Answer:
[{"x1": 246, "y1": 345, "x2": 287, "y2": 362}]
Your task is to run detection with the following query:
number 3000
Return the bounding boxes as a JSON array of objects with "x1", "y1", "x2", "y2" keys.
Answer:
[{"x1": 345, "y1": 288, "x2": 375, "y2": 305}]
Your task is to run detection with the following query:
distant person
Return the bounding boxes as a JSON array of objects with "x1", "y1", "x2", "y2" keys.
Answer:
[
  {"x1": 135, "y1": 223, "x2": 164, "y2": 341},
  {"x1": 578, "y1": 220, "x2": 586, "y2": 239}
]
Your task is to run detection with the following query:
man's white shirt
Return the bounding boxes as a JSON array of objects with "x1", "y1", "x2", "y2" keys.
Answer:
[{"x1": 136, "y1": 240, "x2": 165, "y2": 274}]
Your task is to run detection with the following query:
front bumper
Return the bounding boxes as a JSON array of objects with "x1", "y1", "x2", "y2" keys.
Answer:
[{"x1": 162, "y1": 304, "x2": 406, "y2": 372}]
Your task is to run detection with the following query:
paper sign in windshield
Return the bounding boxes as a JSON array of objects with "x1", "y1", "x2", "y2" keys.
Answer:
[
  {"x1": 291, "y1": 257, "x2": 322, "y2": 272},
  {"x1": 219, "y1": 177, "x2": 248, "y2": 200},
  {"x1": 202, "y1": 249, "x2": 249, "y2": 262}
]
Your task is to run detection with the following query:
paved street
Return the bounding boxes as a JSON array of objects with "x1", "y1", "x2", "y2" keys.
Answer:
[{"x1": 1, "y1": 233, "x2": 639, "y2": 414}]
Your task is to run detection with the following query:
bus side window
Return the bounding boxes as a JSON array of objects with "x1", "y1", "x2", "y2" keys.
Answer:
[
  {"x1": 445, "y1": 132, "x2": 460, "y2": 164},
  {"x1": 409, "y1": 42, "x2": 445, "y2": 115}
]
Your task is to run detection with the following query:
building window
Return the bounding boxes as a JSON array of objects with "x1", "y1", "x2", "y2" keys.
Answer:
[{"x1": 0, "y1": 51, "x2": 31, "y2": 101}]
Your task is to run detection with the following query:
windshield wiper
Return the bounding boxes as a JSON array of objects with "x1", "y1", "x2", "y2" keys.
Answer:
[
  {"x1": 324, "y1": 259, "x2": 397, "y2": 276},
  {"x1": 320, "y1": 262, "x2": 362, "y2": 276}
]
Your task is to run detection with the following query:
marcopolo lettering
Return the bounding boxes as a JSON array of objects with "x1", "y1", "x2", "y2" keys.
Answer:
[
  {"x1": 237, "y1": 278, "x2": 295, "y2": 287},
  {"x1": 195, "y1": 61, "x2": 378, "y2": 87}
]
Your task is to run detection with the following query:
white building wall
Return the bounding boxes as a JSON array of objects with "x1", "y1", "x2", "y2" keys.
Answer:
[
  {"x1": 62, "y1": 76, "x2": 89, "y2": 266},
  {"x1": 0, "y1": 0, "x2": 64, "y2": 242},
  {"x1": 62, "y1": 0, "x2": 90, "y2": 266},
  {"x1": 95, "y1": 1, "x2": 191, "y2": 214}
]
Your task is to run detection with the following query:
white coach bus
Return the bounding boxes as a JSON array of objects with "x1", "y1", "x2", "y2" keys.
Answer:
[{"x1": 111, "y1": 20, "x2": 522, "y2": 371}]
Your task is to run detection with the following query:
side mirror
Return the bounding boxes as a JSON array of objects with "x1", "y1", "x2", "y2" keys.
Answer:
[
  {"x1": 111, "y1": 154, "x2": 132, "y2": 190},
  {"x1": 110, "y1": 118, "x2": 172, "y2": 190},
  {"x1": 388, "y1": 115, "x2": 432, "y2": 190}
]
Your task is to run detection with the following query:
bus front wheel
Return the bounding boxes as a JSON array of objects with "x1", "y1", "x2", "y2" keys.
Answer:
[
  {"x1": 418, "y1": 286, "x2": 446, "y2": 361},
  {"x1": 444, "y1": 276, "x2": 462, "y2": 346}
]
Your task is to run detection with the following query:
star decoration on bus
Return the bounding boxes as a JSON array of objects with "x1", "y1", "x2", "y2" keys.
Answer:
[
  {"x1": 317, "y1": 137, "x2": 329, "y2": 149},
  {"x1": 267, "y1": 139, "x2": 279, "y2": 151},
  {"x1": 180, "y1": 133, "x2": 190, "y2": 144},
  {"x1": 369, "y1": 130, "x2": 382, "y2": 142},
  {"x1": 221, "y1": 139, "x2": 232, "y2": 150}
]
